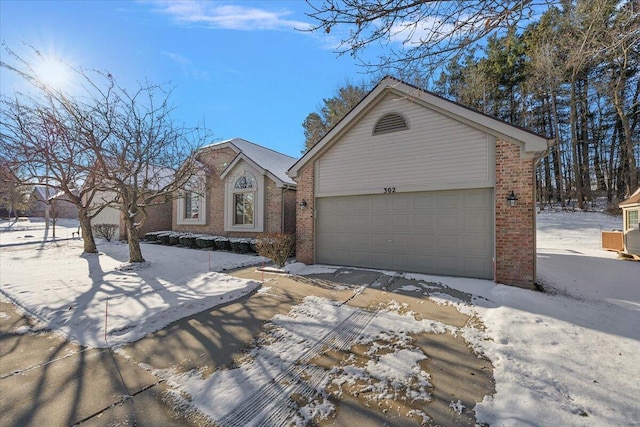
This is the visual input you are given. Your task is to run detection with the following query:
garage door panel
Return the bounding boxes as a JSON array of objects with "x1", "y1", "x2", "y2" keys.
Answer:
[
  {"x1": 465, "y1": 213, "x2": 490, "y2": 230},
  {"x1": 438, "y1": 193, "x2": 463, "y2": 209},
  {"x1": 392, "y1": 195, "x2": 413, "y2": 210},
  {"x1": 335, "y1": 198, "x2": 353, "y2": 212},
  {"x1": 414, "y1": 214, "x2": 436, "y2": 232},
  {"x1": 371, "y1": 197, "x2": 391, "y2": 211},
  {"x1": 353, "y1": 214, "x2": 371, "y2": 229},
  {"x1": 372, "y1": 214, "x2": 392, "y2": 228},
  {"x1": 392, "y1": 214, "x2": 414, "y2": 231},
  {"x1": 317, "y1": 189, "x2": 493, "y2": 279},
  {"x1": 335, "y1": 215, "x2": 354, "y2": 230},
  {"x1": 353, "y1": 198, "x2": 371, "y2": 211},
  {"x1": 464, "y1": 191, "x2": 490, "y2": 208},
  {"x1": 436, "y1": 213, "x2": 460, "y2": 232},
  {"x1": 414, "y1": 194, "x2": 438, "y2": 209}
]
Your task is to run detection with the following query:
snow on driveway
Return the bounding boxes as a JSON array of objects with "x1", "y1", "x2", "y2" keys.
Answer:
[{"x1": 1, "y1": 211, "x2": 638, "y2": 426}]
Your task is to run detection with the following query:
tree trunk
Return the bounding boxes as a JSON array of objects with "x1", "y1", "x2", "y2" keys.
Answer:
[
  {"x1": 123, "y1": 198, "x2": 145, "y2": 263},
  {"x1": 570, "y1": 80, "x2": 585, "y2": 209},
  {"x1": 127, "y1": 219, "x2": 145, "y2": 263},
  {"x1": 550, "y1": 90, "x2": 564, "y2": 206},
  {"x1": 78, "y1": 208, "x2": 97, "y2": 253}
]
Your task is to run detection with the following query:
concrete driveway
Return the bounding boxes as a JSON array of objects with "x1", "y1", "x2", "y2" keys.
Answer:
[{"x1": 1, "y1": 266, "x2": 494, "y2": 426}]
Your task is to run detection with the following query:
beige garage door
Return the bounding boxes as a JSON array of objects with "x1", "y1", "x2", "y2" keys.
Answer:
[{"x1": 316, "y1": 188, "x2": 494, "y2": 279}]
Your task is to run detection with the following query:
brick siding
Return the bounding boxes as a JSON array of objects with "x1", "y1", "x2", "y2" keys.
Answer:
[
  {"x1": 293, "y1": 142, "x2": 538, "y2": 289},
  {"x1": 172, "y1": 147, "x2": 236, "y2": 235},
  {"x1": 172, "y1": 146, "x2": 296, "y2": 239},
  {"x1": 495, "y1": 139, "x2": 536, "y2": 288},
  {"x1": 295, "y1": 163, "x2": 315, "y2": 264}
]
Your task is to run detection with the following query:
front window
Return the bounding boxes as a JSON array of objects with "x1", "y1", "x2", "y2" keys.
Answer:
[
  {"x1": 184, "y1": 191, "x2": 201, "y2": 219},
  {"x1": 177, "y1": 184, "x2": 206, "y2": 225},
  {"x1": 234, "y1": 192, "x2": 254, "y2": 225},
  {"x1": 628, "y1": 209, "x2": 639, "y2": 230},
  {"x1": 225, "y1": 170, "x2": 262, "y2": 232}
]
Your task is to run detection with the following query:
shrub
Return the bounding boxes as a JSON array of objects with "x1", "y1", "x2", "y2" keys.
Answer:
[
  {"x1": 180, "y1": 235, "x2": 197, "y2": 248},
  {"x1": 255, "y1": 232, "x2": 295, "y2": 268},
  {"x1": 92, "y1": 223, "x2": 118, "y2": 242},
  {"x1": 144, "y1": 232, "x2": 158, "y2": 242},
  {"x1": 158, "y1": 233, "x2": 171, "y2": 245},
  {"x1": 168, "y1": 234, "x2": 181, "y2": 245},
  {"x1": 230, "y1": 238, "x2": 252, "y2": 254},
  {"x1": 215, "y1": 237, "x2": 232, "y2": 251},
  {"x1": 196, "y1": 236, "x2": 217, "y2": 249}
]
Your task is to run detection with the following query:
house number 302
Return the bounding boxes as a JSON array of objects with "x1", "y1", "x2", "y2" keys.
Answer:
[{"x1": 384, "y1": 187, "x2": 396, "y2": 193}]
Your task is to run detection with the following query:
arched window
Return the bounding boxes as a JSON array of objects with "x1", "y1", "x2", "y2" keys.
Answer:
[
  {"x1": 233, "y1": 174, "x2": 255, "y2": 225},
  {"x1": 234, "y1": 176, "x2": 253, "y2": 189},
  {"x1": 373, "y1": 112, "x2": 409, "y2": 135}
]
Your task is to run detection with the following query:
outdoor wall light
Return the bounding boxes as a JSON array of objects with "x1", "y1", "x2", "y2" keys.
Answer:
[
  {"x1": 300, "y1": 199, "x2": 307, "y2": 209},
  {"x1": 506, "y1": 191, "x2": 518, "y2": 207}
]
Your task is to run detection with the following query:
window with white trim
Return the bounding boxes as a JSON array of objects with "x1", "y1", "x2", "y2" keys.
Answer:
[
  {"x1": 184, "y1": 191, "x2": 201, "y2": 219},
  {"x1": 627, "y1": 209, "x2": 639, "y2": 231},
  {"x1": 234, "y1": 192, "x2": 254, "y2": 225},
  {"x1": 177, "y1": 172, "x2": 207, "y2": 225},
  {"x1": 226, "y1": 171, "x2": 260, "y2": 230}
]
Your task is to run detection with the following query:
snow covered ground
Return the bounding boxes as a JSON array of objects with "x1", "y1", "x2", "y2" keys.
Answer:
[
  {"x1": 1, "y1": 212, "x2": 639, "y2": 425},
  {"x1": 0, "y1": 219, "x2": 267, "y2": 347}
]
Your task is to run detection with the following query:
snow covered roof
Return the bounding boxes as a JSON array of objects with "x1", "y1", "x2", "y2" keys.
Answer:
[
  {"x1": 202, "y1": 138, "x2": 297, "y2": 187},
  {"x1": 32, "y1": 185, "x2": 58, "y2": 201},
  {"x1": 619, "y1": 187, "x2": 640, "y2": 207}
]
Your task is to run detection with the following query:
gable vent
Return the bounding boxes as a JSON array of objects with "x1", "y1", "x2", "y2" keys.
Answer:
[{"x1": 373, "y1": 113, "x2": 408, "y2": 135}]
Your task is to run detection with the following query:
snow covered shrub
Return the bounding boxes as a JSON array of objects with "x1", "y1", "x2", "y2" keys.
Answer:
[
  {"x1": 196, "y1": 235, "x2": 217, "y2": 249},
  {"x1": 179, "y1": 235, "x2": 197, "y2": 248},
  {"x1": 230, "y1": 238, "x2": 252, "y2": 254},
  {"x1": 256, "y1": 232, "x2": 295, "y2": 268},
  {"x1": 214, "y1": 237, "x2": 232, "y2": 251},
  {"x1": 92, "y1": 223, "x2": 118, "y2": 242},
  {"x1": 144, "y1": 232, "x2": 158, "y2": 242},
  {"x1": 168, "y1": 234, "x2": 181, "y2": 245}
]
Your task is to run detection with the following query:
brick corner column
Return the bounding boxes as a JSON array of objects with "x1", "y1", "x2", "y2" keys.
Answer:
[
  {"x1": 495, "y1": 140, "x2": 536, "y2": 289},
  {"x1": 295, "y1": 163, "x2": 315, "y2": 264}
]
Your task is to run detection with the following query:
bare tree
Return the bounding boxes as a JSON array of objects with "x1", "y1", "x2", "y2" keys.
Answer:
[
  {"x1": 86, "y1": 75, "x2": 206, "y2": 262},
  {"x1": 1, "y1": 44, "x2": 209, "y2": 261},
  {"x1": 305, "y1": 0, "x2": 551, "y2": 75},
  {"x1": 0, "y1": 47, "x2": 103, "y2": 252}
]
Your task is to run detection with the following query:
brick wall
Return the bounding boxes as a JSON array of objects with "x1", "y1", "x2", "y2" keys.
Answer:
[
  {"x1": 295, "y1": 163, "x2": 315, "y2": 264},
  {"x1": 264, "y1": 176, "x2": 282, "y2": 233},
  {"x1": 495, "y1": 139, "x2": 536, "y2": 288},
  {"x1": 172, "y1": 147, "x2": 236, "y2": 235},
  {"x1": 119, "y1": 196, "x2": 173, "y2": 240},
  {"x1": 283, "y1": 188, "x2": 297, "y2": 235},
  {"x1": 137, "y1": 200, "x2": 172, "y2": 237}
]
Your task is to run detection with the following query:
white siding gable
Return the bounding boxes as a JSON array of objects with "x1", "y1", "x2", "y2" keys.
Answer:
[{"x1": 316, "y1": 93, "x2": 496, "y2": 197}]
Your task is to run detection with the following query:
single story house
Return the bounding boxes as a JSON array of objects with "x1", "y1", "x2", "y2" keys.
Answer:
[
  {"x1": 287, "y1": 76, "x2": 552, "y2": 289},
  {"x1": 29, "y1": 185, "x2": 78, "y2": 219},
  {"x1": 173, "y1": 138, "x2": 297, "y2": 237},
  {"x1": 619, "y1": 188, "x2": 640, "y2": 257}
]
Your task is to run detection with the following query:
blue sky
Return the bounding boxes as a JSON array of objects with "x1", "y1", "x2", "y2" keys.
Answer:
[{"x1": 0, "y1": 1, "x2": 385, "y2": 158}]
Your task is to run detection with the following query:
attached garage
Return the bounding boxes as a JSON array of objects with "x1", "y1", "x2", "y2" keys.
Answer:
[
  {"x1": 289, "y1": 77, "x2": 551, "y2": 288},
  {"x1": 316, "y1": 189, "x2": 494, "y2": 279}
]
